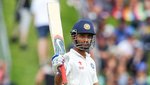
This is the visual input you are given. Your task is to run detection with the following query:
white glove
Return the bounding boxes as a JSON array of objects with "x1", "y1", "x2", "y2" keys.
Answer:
[{"x1": 51, "y1": 54, "x2": 64, "y2": 73}]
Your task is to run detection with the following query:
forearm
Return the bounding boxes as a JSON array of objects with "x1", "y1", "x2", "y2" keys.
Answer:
[{"x1": 54, "y1": 73, "x2": 62, "y2": 85}]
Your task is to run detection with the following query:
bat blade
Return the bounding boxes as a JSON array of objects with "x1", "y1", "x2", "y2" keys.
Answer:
[{"x1": 47, "y1": 1, "x2": 67, "y2": 84}]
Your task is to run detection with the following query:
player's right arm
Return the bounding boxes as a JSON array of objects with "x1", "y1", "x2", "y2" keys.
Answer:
[
  {"x1": 54, "y1": 73, "x2": 62, "y2": 85},
  {"x1": 51, "y1": 55, "x2": 64, "y2": 85}
]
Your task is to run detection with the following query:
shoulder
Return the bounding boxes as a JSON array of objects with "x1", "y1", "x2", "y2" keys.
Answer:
[
  {"x1": 89, "y1": 48, "x2": 97, "y2": 60},
  {"x1": 63, "y1": 50, "x2": 72, "y2": 58},
  {"x1": 63, "y1": 50, "x2": 74, "y2": 62},
  {"x1": 63, "y1": 49, "x2": 76, "y2": 58}
]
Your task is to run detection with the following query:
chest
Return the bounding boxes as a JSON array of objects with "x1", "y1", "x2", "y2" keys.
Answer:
[{"x1": 71, "y1": 58, "x2": 95, "y2": 75}]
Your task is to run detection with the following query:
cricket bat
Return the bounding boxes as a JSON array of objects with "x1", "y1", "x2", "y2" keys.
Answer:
[{"x1": 47, "y1": 0, "x2": 67, "y2": 84}]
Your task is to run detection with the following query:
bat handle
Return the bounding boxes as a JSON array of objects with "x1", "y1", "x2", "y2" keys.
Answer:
[{"x1": 59, "y1": 64, "x2": 67, "y2": 84}]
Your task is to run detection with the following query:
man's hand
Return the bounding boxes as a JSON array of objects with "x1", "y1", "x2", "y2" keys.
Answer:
[{"x1": 51, "y1": 54, "x2": 64, "y2": 73}]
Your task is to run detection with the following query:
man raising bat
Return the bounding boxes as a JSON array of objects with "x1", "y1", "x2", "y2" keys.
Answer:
[{"x1": 52, "y1": 19, "x2": 99, "y2": 85}]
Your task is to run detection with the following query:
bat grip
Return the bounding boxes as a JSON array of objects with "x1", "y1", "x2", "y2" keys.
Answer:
[{"x1": 59, "y1": 64, "x2": 67, "y2": 84}]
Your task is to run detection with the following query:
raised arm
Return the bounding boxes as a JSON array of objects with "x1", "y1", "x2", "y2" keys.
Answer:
[
  {"x1": 52, "y1": 54, "x2": 65, "y2": 85},
  {"x1": 54, "y1": 73, "x2": 62, "y2": 85}
]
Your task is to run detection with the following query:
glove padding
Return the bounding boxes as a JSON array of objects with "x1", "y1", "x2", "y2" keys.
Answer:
[{"x1": 51, "y1": 54, "x2": 64, "y2": 73}]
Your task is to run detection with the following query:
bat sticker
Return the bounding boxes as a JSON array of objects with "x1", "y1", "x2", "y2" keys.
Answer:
[{"x1": 54, "y1": 37, "x2": 65, "y2": 55}]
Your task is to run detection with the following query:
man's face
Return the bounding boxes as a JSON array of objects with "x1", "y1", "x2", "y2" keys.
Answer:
[{"x1": 74, "y1": 33, "x2": 93, "y2": 50}]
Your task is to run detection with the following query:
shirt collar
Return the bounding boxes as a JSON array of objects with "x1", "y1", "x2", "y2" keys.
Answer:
[{"x1": 70, "y1": 49, "x2": 90, "y2": 59}]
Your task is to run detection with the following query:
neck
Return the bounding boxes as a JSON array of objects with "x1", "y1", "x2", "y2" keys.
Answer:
[{"x1": 74, "y1": 47, "x2": 86, "y2": 58}]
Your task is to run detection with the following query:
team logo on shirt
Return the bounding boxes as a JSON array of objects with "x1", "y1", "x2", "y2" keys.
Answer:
[{"x1": 90, "y1": 63, "x2": 94, "y2": 69}]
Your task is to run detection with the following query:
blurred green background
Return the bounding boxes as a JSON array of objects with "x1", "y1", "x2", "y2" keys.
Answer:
[{"x1": 2, "y1": 0, "x2": 78, "y2": 85}]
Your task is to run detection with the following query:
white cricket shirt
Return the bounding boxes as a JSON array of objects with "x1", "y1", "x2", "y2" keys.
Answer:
[{"x1": 63, "y1": 49, "x2": 98, "y2": 85}]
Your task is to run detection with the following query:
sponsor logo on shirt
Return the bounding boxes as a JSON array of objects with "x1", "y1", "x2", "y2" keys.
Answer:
[
  {"x1": 78, "y1": 61, "x2": 84, "y2": 70},
  {"x1": 78, "y1": 61, "x2": 82, "y2": 65}
]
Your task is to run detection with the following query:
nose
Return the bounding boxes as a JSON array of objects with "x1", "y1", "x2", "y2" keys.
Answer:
[{"x1": 84, "y1": 37, "x2": 89, "y2": 43}]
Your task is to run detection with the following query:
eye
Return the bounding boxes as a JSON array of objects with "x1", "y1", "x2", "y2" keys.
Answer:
[
  {"x1": 78, "y1": 34, "x2": 85, "y2": 38},
  {"x1": 87, "y1": 34, "x2": 93, "y2": 39},
  {"x1": 78, "y1": 34, "x2": 93, "y2": 39}
]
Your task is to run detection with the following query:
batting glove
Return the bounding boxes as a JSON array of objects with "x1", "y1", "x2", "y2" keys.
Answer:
[{"x1": 51, "y1": 54, "x2": 64, "y2": 73}]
